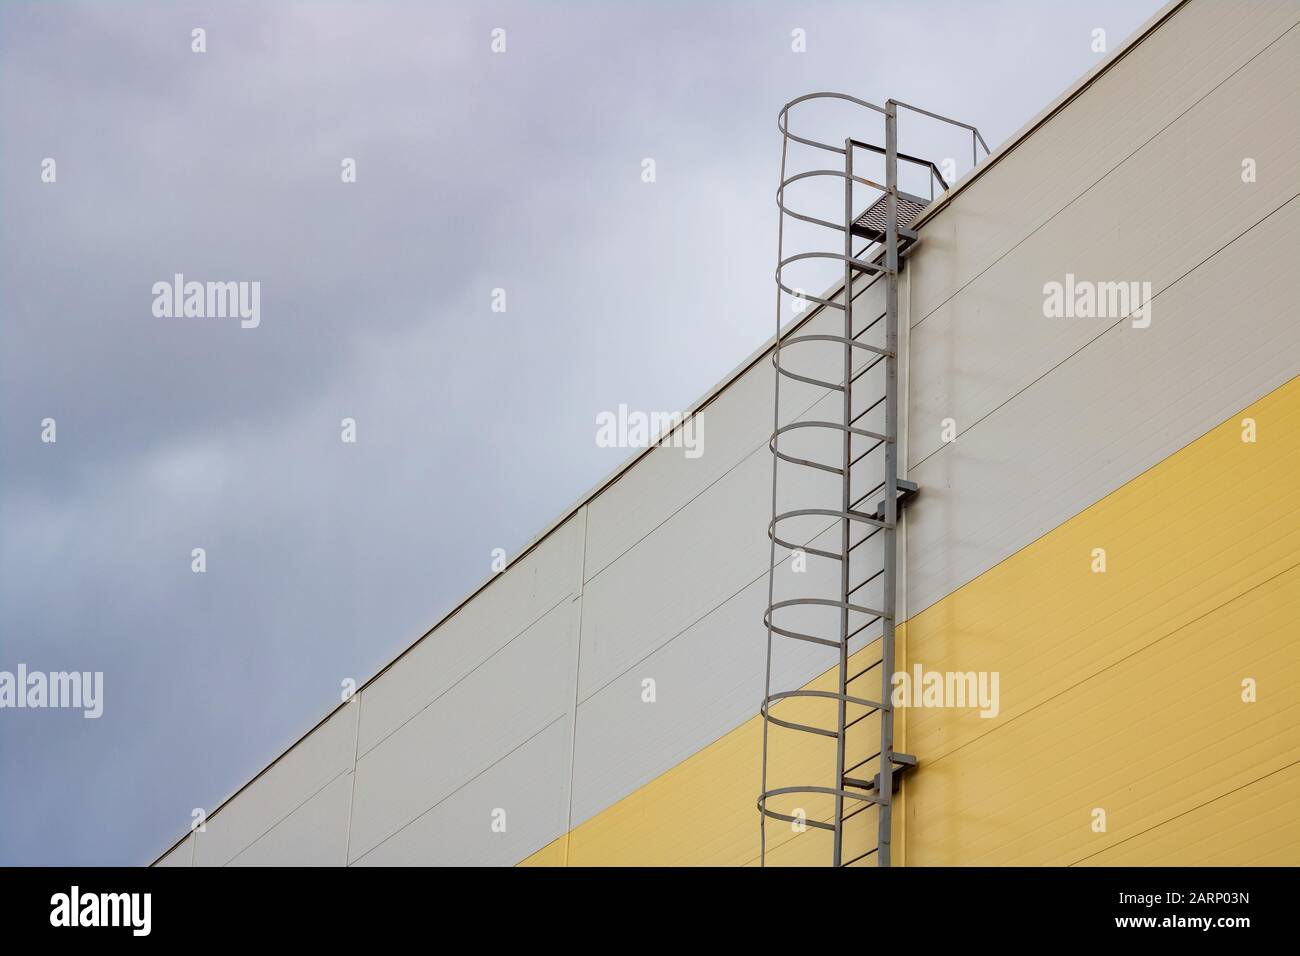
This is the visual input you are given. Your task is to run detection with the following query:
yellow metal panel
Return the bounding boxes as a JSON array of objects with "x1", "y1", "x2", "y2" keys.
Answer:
[
  {"x1": 907, "y1": 566, "x2": 1300, "y2": 864},
  {"x1": 517, "y1": 834, "x2": 567, "y2": 867},
  {"x1": 904, "y1": 375, "x2": 1300, "y2": 864},
  {"x1": 1075, "y1": 762, "x2": 1300, "y2": 866},
  {"x1": 905, "y1": 376, "x2": 1300, "y2": 768},
  {"x1": 566, "y1": 643, "x2": 878, "y2": 867},
  {"x1": 518, "y1": 641, "x2": 899, "y2": 867},
  {"x1": 520, "y1": 377, "x2": 1300, "y2": 866}
]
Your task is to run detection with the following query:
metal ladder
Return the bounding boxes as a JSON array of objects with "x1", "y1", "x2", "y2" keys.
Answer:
[{"x1": 759, "y1": 94, "x2": 987, "y2": 867}]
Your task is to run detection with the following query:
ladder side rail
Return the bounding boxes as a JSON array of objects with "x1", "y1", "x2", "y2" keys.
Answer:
[
  {"x1": 759, "y1": 107, "x2": 796, "y2": 868},
  {"x1": 831, "y1": 137, "x2": 857, "y2": 868},
  {"x1": 877, "y1": 99, "x2": 901, "y2": 867}
]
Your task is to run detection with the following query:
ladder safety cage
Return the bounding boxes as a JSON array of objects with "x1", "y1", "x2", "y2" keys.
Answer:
[{"x1": 760, "y1": 93, "x2": 987, "y2": 867}]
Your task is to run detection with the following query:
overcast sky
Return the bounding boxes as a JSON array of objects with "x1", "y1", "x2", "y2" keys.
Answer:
[{"x1": 0, "y1": 0, "x2": 1164, "y2": 865}]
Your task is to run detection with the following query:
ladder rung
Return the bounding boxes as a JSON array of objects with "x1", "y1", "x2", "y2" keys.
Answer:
[
  {"x1": 844, "y1": 707, "x2": 881, "y2": 731},
  {"x1": 849, "y1": 354, "x2": 888, "y2": 389},
  {"x1": 845, "y1": 615, "x2": 884, "y2": 643},
  {"x1": 852, "y1": 311, "x2": 886, "y2": 342},
  {"x1": 842, "y1": 802, "x2": 870, "y2": 824},
  {"x1": 846, "y1": 751, "x2": 882, "y2": 775},
  {"x1": 849, "y1": 659, "x2": 883, "y2": 684},
  {"x1": 842, "y1": 847, "x2": 879, "y2": 867},
  {"x1": 847, "y1": 524, "x2": 884, "y2": 552},
  {"x1": 849, "y1": 393, "x2": 886, "y2": 426},
  {"x1": 847, "y1": 567, "x2": 884, "y2": 599},
  {"x1": 849, "y1": 439, "x2": 886, "y2": 469}
]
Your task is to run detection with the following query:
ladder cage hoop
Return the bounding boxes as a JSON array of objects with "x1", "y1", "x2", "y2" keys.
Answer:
[
  {"x1": 769, "y1": 506, "x2": 887, "y2": 530},
  {"x1": 758, "y1": 785, "x2": 886, "y2": 818},
  {"x1": 778, "y1": 167, "x2": 889, "y2": 203},
  {"x1": 774, "y1": 418, "x2": 889, "y2": 444},
  {"x1": 767, "y1": 420, "x2": 890, "y2": 476},
  {"x1": 778, "y1": 333, "x2": 893, "y2": 359},
  {"x1": 777, "y1": 251, "x2": 888, "y2": 286},
  {"x1": 767, "y1": 533, "x2": 843, "y2": 562},
  {"x1": 767, "y1": 597, "x2": 887, "y2": 621},
  {"x1": 761, "y1": 612, "x2": 884, "y2": 650},
  {"x1": 761, "y1": 612, "x2": 883, "y2": 651},
  {"x1": 770, "y1": 361, "x2": 846, "y2": 395},
  {"x1": 764, "y1": 687, "x2": 887, "y2": 714}
]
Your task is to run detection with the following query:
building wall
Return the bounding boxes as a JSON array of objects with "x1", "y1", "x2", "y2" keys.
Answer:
[{"x1": 153, "y1": 0, "x2": 1300, "y2": 867}]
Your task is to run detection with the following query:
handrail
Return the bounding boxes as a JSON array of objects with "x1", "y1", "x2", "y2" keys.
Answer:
[{"x1": 777, "y1": 92, "x2": 991, "y2": 196}]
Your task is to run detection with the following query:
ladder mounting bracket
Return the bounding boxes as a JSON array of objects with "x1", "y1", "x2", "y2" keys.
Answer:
[
  {"x1": 870, "y1": 753, "x2": 919, "y2": 795},
  {"x1": 866, "y1": 479, "x2": 919, "y2": 522}
]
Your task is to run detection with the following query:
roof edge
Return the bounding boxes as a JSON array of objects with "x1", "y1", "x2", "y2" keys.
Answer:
[{"x1": 912, "y1": 0, "x2": 1190, "y2": 230}]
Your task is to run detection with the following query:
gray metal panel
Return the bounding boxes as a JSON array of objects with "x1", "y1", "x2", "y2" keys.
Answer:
[
  {"x1": 351, "y1": 716, "x2": 570, "y2": 866},
  {"x1": 154, "y1": 835, "x2": 193, "y2": 867},
  {"x1": 579, "y1": 446, "x2": 772, "y2": 700},
  {"x1": 583, "y1": 365, "x2": 774, "y2": 584},
  {"x1": 907, "y1": 1, "x2": 1300, "y2": 324},
  {"x1": 193, "y1": 704, "x2": 357, "y2": 867},
  {"x1": 909, "y1": 20, "x2": 1300, "y2": 467},
  {"x1": 577, "y1": 405, "x2": 846, "y2": 701},
  {"x1": 577, "y1": 279, "x2": 886, "y2": 703},
  {"x1": 347, "y1": 596, "x2": 579, "y2": 862},
  {"x1": 572, "y1": 521, "x2": 847, "y2": 825},
  {"x1": 226, "y1": 772, "x2": 353, "y2": 867},
  {"x1": 583, "y1": 294, "x2": 875, "y2": 584},
  {"x1": 908, "y1": 196, "x2": 1300, "y2": 615},
  {"x1": 356, "y1": 511, "x2": 584, "y2": 756},
  {"x1": 572, "y1": 278, "x2": 891, "y2": 829}
]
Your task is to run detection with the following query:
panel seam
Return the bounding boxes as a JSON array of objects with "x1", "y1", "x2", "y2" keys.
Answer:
[
  {"x1": 1067, "y1": 757, "x2": 1300, "y2": 866},
  {"x1": 916, "y1": 556, "x2": 1300, "y2": 772},
  {"x1": 348, "y1": 713, "x2": 568, "y2": 867},
  {"x1": 910, "y1": 17, "x2": 1300, "y2": 334},
  {"x1": 562, "y1": 507, "x2": 590, "y2": 866},
  {"x1": 912, "y1": 188, "x2": 1300, "y2": 475},
  {"x1": 217, "y1": 764, "x2": 353, "y2": 868},
  {"x1": 583, "y1": 279, "x2": 885, "y2": 589},
  {"x1": 343, "y1": 689, "x2": 362, "y2": 865},
  {"x1": 356, "y1": 589, "x2": 576, "y2": 761}
]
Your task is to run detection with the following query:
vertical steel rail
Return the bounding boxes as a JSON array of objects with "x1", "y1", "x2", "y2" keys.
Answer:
[
  {"x1": 877, "y1": 100, "x2": 900, "y2": 867},
  {"x1": 832, "y1": 138, "x2": 855, "y2": 868},
  {"x1": 760, "y1": 110, "x2": 793, "y2": 869}
]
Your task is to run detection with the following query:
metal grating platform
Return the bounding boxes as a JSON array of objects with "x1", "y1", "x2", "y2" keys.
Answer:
[{"x1": 851, "y1": 191, "x2": 931, "y2": 243}]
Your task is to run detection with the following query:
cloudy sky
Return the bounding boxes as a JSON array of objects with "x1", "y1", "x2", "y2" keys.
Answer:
[{"x1": 0, "y1": 0, "x2": 1163, "y2": 865}]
